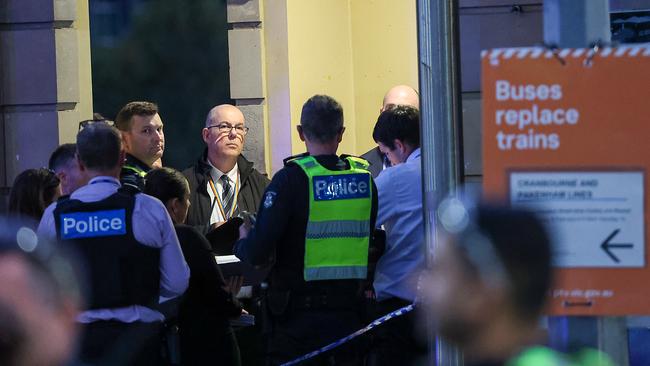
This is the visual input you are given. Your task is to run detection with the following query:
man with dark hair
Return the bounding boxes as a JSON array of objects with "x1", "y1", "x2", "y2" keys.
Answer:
[
  {"x1": 115, "y1": 101, "x2": 164, "y2": 190},
  {"x1": 367, "y1": 105, "x2": 425, "y2": 365},
  {"x1": 425, "y1": 200, "x2": 613, "y2": 366},
  {"x1": 235, "y1": 95, "x2": 378, "y2": 364},
  {"x1": 361, "y1": 85, "x2": 419, "y2": 177},
  {"x1": 372, "y1": 105, "x2": 420, "y2": 166},
  {"x1": 37, "y1": 123, "x2": 189, "y2": 365},
  {"x1": 298, "y1": 95, "x2": 344, "y2": 143},
  {"x1": 183, "y1": 104, "x2": 269, "y2": 234},
  {"x1": 48, "y1": 143, "x2": 85, "y2": 196}
]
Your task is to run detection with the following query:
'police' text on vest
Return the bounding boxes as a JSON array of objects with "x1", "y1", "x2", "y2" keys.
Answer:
[
  {"x1": 60, "y1": 209, "x2": 127, "y2": 239},
  {"x1": 313, "y1": 174, "x2": 370, "y2": 201}
]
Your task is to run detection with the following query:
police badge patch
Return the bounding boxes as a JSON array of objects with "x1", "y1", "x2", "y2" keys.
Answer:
[{"x1": 263, "y1": 191, "x2": 277, "y2": 209}]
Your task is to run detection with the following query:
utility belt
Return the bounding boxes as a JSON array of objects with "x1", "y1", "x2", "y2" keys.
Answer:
[
  {"x1": 266, "y1": 288, "x2": 359, "y2": 317},
  {"x1": 291, "y1": 293, "x2": 358, "y2": 311}
]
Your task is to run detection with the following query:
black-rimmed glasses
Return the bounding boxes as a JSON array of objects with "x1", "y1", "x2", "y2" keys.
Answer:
[{"x1": 207, "y1": 123, "x2": 250, "y2": 135}]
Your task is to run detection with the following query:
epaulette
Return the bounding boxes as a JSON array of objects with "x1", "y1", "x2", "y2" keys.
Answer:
[
  {"x1": 283, "y1": 152, "x2": 310, "y2": 166},
  {"x1": 341, "y1": 155, "x2": 370, "y2": 170},
  {"x1": 340, "y1": 154, "x2": 365, "y2": 161}
]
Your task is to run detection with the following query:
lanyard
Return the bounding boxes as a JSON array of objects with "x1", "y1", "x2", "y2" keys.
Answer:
[{"x1": 208, "y1": 173, "x2": 239, "y2": 220}]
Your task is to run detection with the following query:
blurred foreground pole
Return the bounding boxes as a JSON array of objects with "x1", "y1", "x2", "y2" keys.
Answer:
[
  {"x1": 544, "y1": 1, "x2": 629, "y2": 366},
  {"x1": 416, "y1": 0, "x2": 464, "y2": 365}
]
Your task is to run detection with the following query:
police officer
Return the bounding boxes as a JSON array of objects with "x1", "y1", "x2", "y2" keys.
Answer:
[
  {"x1": 115, "y1": 101, "x2": 165, "y2": 190},
  {"x1": 235, "y1": 95, "x2": 378, "y2": 365},
  {"x1": 37, "y1": 122, "x2": 189, "y2": 365}
]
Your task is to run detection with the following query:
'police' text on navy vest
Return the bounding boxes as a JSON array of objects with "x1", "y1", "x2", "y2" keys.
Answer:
[
  {"x1": 60, "y1": 209, "x2": 127, "y2": 239},
  {"x1": 313, "y1": 173, "x2": 370, "y2": 201}
]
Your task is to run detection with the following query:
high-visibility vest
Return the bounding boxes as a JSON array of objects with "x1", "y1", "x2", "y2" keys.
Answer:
[
  {"x1": 292, "y1": 155, "x2": 373, "y2": 281},
  {"x1": 53, "y1": 188, "x2": 160, "y2": 309},
  {"x1": 507, "y1": 346, "x2": 615, "y2": 366}
]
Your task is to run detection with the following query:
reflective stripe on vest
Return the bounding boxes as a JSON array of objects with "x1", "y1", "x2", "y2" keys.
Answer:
[{"x1": 293, "y1": 155, "x2": 372, "y2": 281}]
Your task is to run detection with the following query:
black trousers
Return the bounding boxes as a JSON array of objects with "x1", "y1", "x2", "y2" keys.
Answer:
[
  {"x1": 366, "y1": 298, "x2": 427, "y2": 366},
  {"x1": 267, "y1": 309, "x2": 365, "y2": 366},
  {"x1": 79, "y1": 320, "x2": 164, "y2": 365},
  {"x1": 179, "y1": 324, "x2": 241, "y2": 366}
]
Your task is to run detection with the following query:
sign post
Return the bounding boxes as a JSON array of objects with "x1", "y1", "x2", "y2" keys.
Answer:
[{"x1": 482, "y1": 44, "x2": 650, "y2": 315}]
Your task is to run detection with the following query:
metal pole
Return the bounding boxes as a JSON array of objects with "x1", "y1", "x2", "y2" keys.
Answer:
[{"x1": 416, "y1": 0, "x2": 464, "y2": 365}]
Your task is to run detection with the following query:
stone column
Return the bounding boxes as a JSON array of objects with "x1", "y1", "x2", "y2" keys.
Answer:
[
  {"x1": 227, "y1": 0, "x2": 269, "y2": 175},
  {"x1": 0, "y1": 0, "x2": 93, "y2": 208}
]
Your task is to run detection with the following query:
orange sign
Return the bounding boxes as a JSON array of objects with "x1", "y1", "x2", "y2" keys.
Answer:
[{"x1": 482, "y1": 45, "x2": 650, "y2": 315}]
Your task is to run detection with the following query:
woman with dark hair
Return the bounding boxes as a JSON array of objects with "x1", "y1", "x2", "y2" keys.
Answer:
[
  {"x1": 8, "y1": 168, "x2": 61, "y2": 226},
  {"x1": 145, "y1": 167, "x2": 243, "y2": 366}
]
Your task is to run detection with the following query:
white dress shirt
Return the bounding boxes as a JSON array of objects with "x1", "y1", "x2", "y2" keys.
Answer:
[
  {"x1": 38, "y1": 176, "x2": 190, "y2": 323},
  {"x1": 206, "y1": 161, "x2": 240, "y2": 224}
]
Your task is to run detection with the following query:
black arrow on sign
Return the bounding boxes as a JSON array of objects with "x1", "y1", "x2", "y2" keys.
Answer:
[{"x1": 600, "y1": 229, "x2": 634, "y2": 263}]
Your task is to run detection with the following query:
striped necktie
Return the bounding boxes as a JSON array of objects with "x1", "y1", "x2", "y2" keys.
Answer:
[{"x1": 220, "y1": 174, "x2": 234, "y2": 220}]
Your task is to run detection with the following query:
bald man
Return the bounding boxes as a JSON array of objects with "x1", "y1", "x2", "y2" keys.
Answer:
[
  {"x1": 183, "y1": 104, "x2": 269, "y2": 235},
  {"x1": 362, "y1": 85, "x2": 419, "y2": 177}
]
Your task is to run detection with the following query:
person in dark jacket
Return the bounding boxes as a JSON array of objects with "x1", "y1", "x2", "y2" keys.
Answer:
[
  {"x1": 145, "y1": 167, "x2": 244, "y2": 366},
  {"x1": 183, "y1": 104, "x2": 269, "y2": 366},
  {"x1": 115, "y1": 101, "x2": 165, "y2": 191},
  {"x1": 182, "y1": 104, "x2": 269, "y2": 236}
]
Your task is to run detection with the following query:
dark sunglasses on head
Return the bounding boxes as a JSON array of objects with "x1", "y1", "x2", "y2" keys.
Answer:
[{"x1": 78, "y1": 119, "x2": 115, "y2": 131}]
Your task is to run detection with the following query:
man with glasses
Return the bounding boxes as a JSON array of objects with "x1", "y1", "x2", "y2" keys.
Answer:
[
  {"x1": 183, "y1": 104, "x2": 269, "y2": 366},
  {"x1": 115, "y1": 101, "x2": 165, "y2": 191},
  {"x1": 183, "y1": 104, "x2": 269, "y2": 235}
]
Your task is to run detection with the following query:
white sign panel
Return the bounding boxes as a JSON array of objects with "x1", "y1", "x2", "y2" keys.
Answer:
[{"x1": 510, "y1": 171, "x2": 645, "y2": 268}]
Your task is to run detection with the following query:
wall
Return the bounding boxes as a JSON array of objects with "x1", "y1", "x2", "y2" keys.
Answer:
[
  {"x1": 0, "y1": 0, "x2": 93, "y2": 202},
  {"x1": 228, "y1": 0, "x2": 268, "y2": 174},
  {"x1": 257, "y1": 0, "x2": 419, "y2": 173},
  {"x1": 57, "y1": 0, "x2": 95, "y2": 145},
  {"x1": 263, "y1": 0, "x2": 292, "y2": 173},
  {"x1": 284, "y1": 0, "x2": 419, "y2": 157},
  {"x1": 349, "y1": 0, "x2": 419, "y2": 155},
  {"x1": 285, "y1": 0, "x2": 358, "y2": 156}
]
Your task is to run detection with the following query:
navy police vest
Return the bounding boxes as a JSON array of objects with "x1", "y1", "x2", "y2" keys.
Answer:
[{"x1": 54, "y1": 188, "x2": 160, "y2": 310}]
